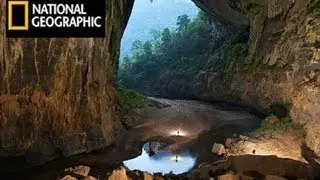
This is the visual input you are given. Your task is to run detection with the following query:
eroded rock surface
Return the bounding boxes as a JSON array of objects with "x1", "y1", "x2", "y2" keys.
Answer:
[
  {"x1": 226, "y1": 131, "x2": 306, "y2": 162},
  {"x1": 60, "y1": 175, "x2": 77, "y2": 180},
  {"x1": 0, "y1": 0, "x2": 134, "y2": 166},
  {"x1": 212, "y1": 143, "x2": 227, "y2": 156},
  {"x1": 191, "y1": 0, "x2": 248, "y2": 27},
  {"x1": 192, "y1": 0, "x2": 320, "y2": 156}
]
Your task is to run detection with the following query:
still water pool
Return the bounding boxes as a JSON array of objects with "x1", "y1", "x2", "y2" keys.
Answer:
[{"x1": 123, "y1": 142, "x2": 196, "y2": 174}]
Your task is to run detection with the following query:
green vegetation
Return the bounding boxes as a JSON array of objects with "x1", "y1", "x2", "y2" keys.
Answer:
[
  {"x1": 224, "y1": 43, "x2": 248, "y2": 81},
  {"x1": 256, "y1": 117, "x2": 294, "y2": 132},
  {"x1": 118, "y1": 11, "x2": 212, "y2": 97},
  {"x1": 118, "y1": 10, "x2": 252, "y2": 97},
  {"x1": 117, "y1": 88, "x2": 149, "y2": 118}
]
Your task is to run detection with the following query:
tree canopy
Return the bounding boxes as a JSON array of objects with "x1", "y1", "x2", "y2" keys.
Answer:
[{"x1": 118, "y1": 11, "x2": 213, "y2": 98}]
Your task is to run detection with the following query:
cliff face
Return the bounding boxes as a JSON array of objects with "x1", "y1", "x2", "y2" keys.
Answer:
[
  {"x1": 0, "y1": 0, "x2": 134, "y2": 165},
  {"x1": 192, "y1": 0, "x2": 320, "y2": 156},
  {"x1": 191, "y1": 0, "x2": 248, "y2": 27}
]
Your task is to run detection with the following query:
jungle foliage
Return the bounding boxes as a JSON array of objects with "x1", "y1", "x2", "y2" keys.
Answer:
[
  {"x1": 118, "y1": 11, "x2": 212, "y2": 97},
  {"x1": 118, "y1": 11, "x2": 249, "y2": 98}
]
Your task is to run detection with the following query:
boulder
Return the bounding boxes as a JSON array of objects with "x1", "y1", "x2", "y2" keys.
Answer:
[
  {"x1": 265, "y1": 175, "x2": 288, "y2": 180},
  {"x1": 225, "y1": 138, "x2": 234, "y2": 148},
  {"x1": 84, "y1": 176, "x2": 97, "y2": 180},
  {"x1": 143, "y1": 172, "x2": 153, "y2": 180},
  {"x1": 212, "y1": 143, "x2": 226, "y2": 155},
  {"x1": 239, "y1": 135, "x2": 249, "y2": 141},
  {"x1": 108, "y1": 167, "x2": 128, "y2": 180},
  {"x1": 154, "y1": 176, "x2": 164, "y2": 180},
  {"x1": 74, "y1": 166, "x2": 91, "y2": 177},
  {"x1": 65, "y1": 165, "x2": 91, "y2": 177},
  {"x1": 306, "y1": 121, "x2": 320, "y2": 157},
  {"x1": 265, "y1": 115, "x2": 280, "y2": 125},
  {"x1": 217, "y1": 174, "x2": 240, "y2": 180},
  {"x1": 60, "y1": 175, "x2": 77, "y2": 180},
  {"x1": 239, "y1": 175, "x2": 255, "y2": 180}
]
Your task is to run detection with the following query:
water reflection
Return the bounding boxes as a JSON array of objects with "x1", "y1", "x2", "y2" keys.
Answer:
[{"x1": 123, "y1": 142, "x2": 196, "y2": 174}]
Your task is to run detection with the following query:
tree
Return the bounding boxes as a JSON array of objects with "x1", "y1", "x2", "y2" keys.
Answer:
[
  {"x1": 143, "y1": 41, "x2": 153, "y2": 58},
  {"x1": 132, "y1": 40, "x2": 143, "y2": 52},
  {"x1": 150, "y1": 29, "x2": 163, "y2": 54},
  {"x1": 150, "y1": 29, "x2": 162, "y2": 42},
  {"x1": 161, "y1": 28, "x2": 171, "y2": 51},
  {"x1": 176, "y1": 14, "x2": 190, "y2": 32},
  {"x1": 118, "y1": 10, "x2": 214, "y2": 97},
  {"x1": 131, "y1": 40, "x2": 144, "y2": 61}
]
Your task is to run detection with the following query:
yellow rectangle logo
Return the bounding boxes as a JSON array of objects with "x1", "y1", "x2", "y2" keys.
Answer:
[{"x1": 8, "y1": 1, "x2": 29, "y2": 30}]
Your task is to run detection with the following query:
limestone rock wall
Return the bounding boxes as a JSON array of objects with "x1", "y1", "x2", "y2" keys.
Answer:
[
  {"x1": 191, "y1": 0, "x2": 249, "y2": 27},
  {"x1": 192, "y1": 0, "x2": 320, "y2": 155},
  {"x1": 0, "y1": 0, "x2": 134, "y2": 165}
]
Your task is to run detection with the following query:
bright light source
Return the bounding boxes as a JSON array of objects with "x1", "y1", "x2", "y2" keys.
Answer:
[
  {"x1": 170, "y1": 155, "x2": 183, "y2": 161},
  {"x1": 170, "y1": 129, "x2": 187, "y2": 136}
]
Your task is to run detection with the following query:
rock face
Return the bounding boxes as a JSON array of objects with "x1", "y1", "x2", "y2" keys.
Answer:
[
  {"x1": 107, "y1": 167, "x2": 156, "y2": 180},
  {"x1": 188, "y1": 155, "x2": 320, "y2": 179},
  {"x1": 226, "y1": 131, "x2": 306, "y2": 162},
  {"x1": 0, "y1": 0, "x2": 134, "y2": 165},
  {"x1": 265, "y1": 115, "x2": 280, "y2": 125},
  {"x1": 192, "y1": 0, "x2": 320, "y2": 156},
  {"x1": 212, "y1": 143, "x2": 226, "y2": 155},
  {"x1": 191, "y1": 0, "x2": 248, "y2": 27},
  {"x1": 60, "y1": 175, "x2": 77, "y2": 180},
  {"x1": 108, "y1": 167, "x2": 128, "y2": 180},
  {"x1": 217, "y1": 174, "x2": 240, "y2": 180},
  {"x1": 69, "y1": 165, "x2": 91, "y2": 177},
  {"x1": 306, "y1": 122, "x2": 320, "y2": 156}
]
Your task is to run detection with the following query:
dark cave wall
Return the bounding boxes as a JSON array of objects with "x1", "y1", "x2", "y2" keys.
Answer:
[
  {"x1": 191, "y1": 0, "x2": 320, "y2": 156},
  {"x1": 0, "y1": 0, "x2": 134, "y2": 165}
]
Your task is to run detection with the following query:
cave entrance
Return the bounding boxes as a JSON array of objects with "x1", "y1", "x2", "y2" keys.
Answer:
[
  {"x1": 117, "y1": 0, "x2": 249, "y2": 99},
  {"x1": 117, "y1": 0, "x2": 208, "y2": 99}
]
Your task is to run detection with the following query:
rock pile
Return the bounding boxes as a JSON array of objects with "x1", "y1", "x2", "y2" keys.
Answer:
[
  {"x1": 61, "y1": 166, "x2": 95, "y2": 180},
  {"x1": 212, "y1": 143, "x2": 226, "y2": 156}
]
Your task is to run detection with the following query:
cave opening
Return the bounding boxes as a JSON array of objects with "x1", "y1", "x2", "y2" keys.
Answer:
[
  {"x1": 115, "y1": 1, "x2": 262, "y2": 176},
  {"x1": 113, "y1": 0, "x2": 320, "y2": 178},
  {"x1": 117, "y1": 0, "x2": 251, "y2": 101},
  {"x1": 117, "y1": 0, "x2": 250, "y2": 100}
]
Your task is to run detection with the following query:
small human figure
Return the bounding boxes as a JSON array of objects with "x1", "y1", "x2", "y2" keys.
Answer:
[{"x1": 175, "y1": 155, "x2": 178, "y2": 162}]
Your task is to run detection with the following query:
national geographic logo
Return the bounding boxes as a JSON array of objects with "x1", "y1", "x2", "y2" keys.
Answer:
[
  {"x1": 6, "y1": 0, "x2": 106, "y2": 37},
  {"x1": 8, "y1": 1, "x2": 29, "y2": 30}
]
